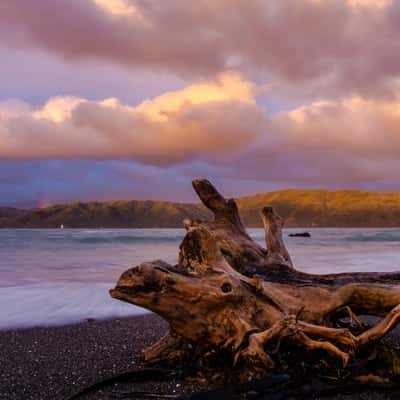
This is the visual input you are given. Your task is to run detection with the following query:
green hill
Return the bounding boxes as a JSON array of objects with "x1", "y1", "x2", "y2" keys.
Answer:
[{"x1": 1, "y1": 189, "x2": 400, "y2": 228}]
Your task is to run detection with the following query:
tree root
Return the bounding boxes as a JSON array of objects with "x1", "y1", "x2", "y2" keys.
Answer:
[
  {"x1": 143, "y1": 331, "x2": 192, "y2": 365},
  {"x1": 237, "y1": 303, "x2": 400, "y2": 378},
  {"x1": 357, "y1": 304, "x2": 400, "y2": 346},
  {"x1": 236, "y1": 314, "x2": 354, "y2": 377},
  {"x1": 110, "y1": 179, "x2": 400, "y2": 387}
]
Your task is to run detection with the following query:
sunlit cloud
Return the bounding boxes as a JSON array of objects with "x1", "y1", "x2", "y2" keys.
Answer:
[
  {"x1": 275, "y1": 95, "x2": 400, "y2": 157},
  {"x1": 136, "y1": 73, "x2": 255, "y2": 122},
  {"x1": 2, "y1": 73, "x2": 400, "y2": 185},
  {"x1": 93, "y1": 0, "x2": 137, "y2": 16},
  {"x1": 92, "y1": 0, "x2": 150, "y2": 25},
  {"x1": 33, "y1": 97, "x2": 84, "y2": 123},
  {"x1": 0, "y1": 73, "x2": 264, "y2": 163}
]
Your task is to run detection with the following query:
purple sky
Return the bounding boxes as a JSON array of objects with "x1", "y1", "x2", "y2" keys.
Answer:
[{"x1": 1, "y1": 0, "x2": 400, "y2": 208}]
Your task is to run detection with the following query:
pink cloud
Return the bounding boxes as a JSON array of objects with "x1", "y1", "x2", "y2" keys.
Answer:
[{"x1": 1, "y1": 0, "x2": 400, "y2": 96}]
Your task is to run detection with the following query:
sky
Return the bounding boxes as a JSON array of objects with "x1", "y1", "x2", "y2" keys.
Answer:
[{"x1": 1, "y1": 0, "x2": 400, "y2": 208}]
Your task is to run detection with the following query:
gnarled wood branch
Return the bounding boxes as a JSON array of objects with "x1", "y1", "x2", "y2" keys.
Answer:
[{"x1": 110, "y1": 179, "x2": 400, "y2": 382}]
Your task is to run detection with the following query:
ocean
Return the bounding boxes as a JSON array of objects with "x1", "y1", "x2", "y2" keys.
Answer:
[{"x1": 1, "y1": 228, "x2": 399, "y2": 330}]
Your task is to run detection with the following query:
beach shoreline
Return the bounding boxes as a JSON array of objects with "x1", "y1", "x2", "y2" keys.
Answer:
[{"x1": 0, "y1": 314, "x2": 398, "y2": 400}]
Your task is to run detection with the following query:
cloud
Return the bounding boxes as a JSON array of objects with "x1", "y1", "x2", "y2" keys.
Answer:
[
  {"x1": 227, "y1": 94, "x2": 400, "y2": 187},
  {"x1": 0, "y1": 73, "x2": 265, "y2": 164},
  {"x1": 3, "y1": 82, "x2": 400, "y2": 206},
  {"x1": 2, "y1": 0, "x2": 400, "y2": 205},
  {"x1": 1, "y1": 0, "x2": 400, "y2": 97},
  {"x1": 92, "y1": 0, "x2": 139, "y2": 17},
  {"x1": 1, "y1": 71, "x2": 400, "y2": 191},
  {"x1": 274, "y1": 96, "x2": 400, "y2": 159}
]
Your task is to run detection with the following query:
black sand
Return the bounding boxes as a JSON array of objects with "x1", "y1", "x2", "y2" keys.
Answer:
[
  {"x1": 0, "y1": 314, "x2": 208, "y2": 400},
  {"x1": 0, "y1": 314, "x2": 397, "y2": 400}
]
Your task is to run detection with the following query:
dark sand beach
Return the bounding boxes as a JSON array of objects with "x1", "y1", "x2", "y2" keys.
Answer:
[
  {"x1": 0, "y1": 314, "x2": 209, "y2": 400},
  {"x1": 0, "y1": 314, "x2": 398, "y2": 400}
]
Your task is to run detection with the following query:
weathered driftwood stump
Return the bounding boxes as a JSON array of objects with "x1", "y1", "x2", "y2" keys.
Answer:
[{"x1": 110, "y1": 179, "x2": 400, "y2": 382}]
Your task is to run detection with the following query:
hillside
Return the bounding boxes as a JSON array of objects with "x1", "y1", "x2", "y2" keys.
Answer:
[
  {"x1": 237, "y1": 189, "x2": 400, "y2": 227},
  {"x1": 0, "y1": 200, "x2": 211, "y2": 228},
  {"x1": 1, "y1": 189, "x2": 400, "y2": 228}
]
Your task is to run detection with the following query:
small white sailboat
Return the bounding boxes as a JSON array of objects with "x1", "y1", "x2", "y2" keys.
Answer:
[{"x1": 60, "y1": 224, "x2": 64, "y2": 229}]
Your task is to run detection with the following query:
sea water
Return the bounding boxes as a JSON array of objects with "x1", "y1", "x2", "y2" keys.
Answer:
[{"x1": 0, "y1": 228, "x2": 399, "y2": 330}]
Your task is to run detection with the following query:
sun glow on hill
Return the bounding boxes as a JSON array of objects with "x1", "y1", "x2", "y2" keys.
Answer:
[{"x1": 2, "y1": 189, "x2": 400, "y2": 228}]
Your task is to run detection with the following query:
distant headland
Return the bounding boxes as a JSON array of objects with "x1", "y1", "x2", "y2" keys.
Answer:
[{"x1": 1, "y1": 189, "x2": 400, "y2": 228}]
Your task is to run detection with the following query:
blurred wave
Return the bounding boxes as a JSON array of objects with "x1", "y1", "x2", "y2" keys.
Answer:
[
  {"x1": 74, "y1": 235, "x2": 183, "y2": 244},
  {"x1": 347, "y1": 232, "x2": 400, "y2": 242},
  {"x1": 0, "y1": 227, "x2": 399, "y2": 330},
  {"x1": 0, "y1": 283, "x2": 147, "y2": 330}
]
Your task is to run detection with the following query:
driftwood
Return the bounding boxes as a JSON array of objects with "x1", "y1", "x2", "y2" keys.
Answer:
[{"x1": 110, "y1": 179, "x2": 400, "y2": 382}]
